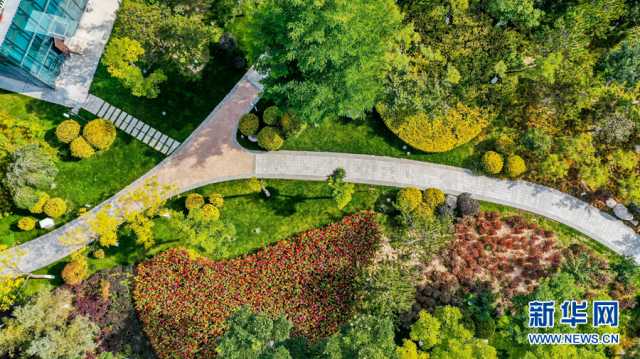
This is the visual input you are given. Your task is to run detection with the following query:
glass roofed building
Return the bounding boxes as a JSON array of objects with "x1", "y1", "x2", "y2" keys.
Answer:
[{"x1": 0, "y1": 0, "x2": 89, "y2": 88}]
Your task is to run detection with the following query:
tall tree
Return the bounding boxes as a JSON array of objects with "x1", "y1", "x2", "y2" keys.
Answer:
[{"x1": 241, "y1": 0, "x2": 408, "y2": 123}]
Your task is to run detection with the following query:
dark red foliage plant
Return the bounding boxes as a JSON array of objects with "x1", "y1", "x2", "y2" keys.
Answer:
[{"x1": 133, "y1": 213, "x2": 381, "y2": 359}]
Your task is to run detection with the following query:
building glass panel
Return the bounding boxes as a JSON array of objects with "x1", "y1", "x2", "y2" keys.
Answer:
[{"x1": 0, "y1": 0, "x2": 88, "y2": 87}]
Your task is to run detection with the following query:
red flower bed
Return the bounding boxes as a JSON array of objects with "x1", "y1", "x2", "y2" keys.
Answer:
[{"x1": 133, "y1": 213, "x2": 380, "y2": 358}]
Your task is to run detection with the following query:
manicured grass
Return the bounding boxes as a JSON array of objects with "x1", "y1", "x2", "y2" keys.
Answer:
[
  {"x1": 282, "y1": 114, "x2": 484, "y2": 169},
  {"x1": 0, "y1": 93, "x2": 161, "y2": 246},
  {"x1": 90, "y1": 49, "x2": 245, "y2": 141}
]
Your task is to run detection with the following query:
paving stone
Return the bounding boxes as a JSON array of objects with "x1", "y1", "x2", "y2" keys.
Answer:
[
  {"x1": 114, "y1": 112, "x2": 127, "y2": 127},
  {"x1": 118, "y1": 115, "x2": 131, "y2": 129},
  {"x1": 108, "y1": 108, "x2": 121, "y2": 122},
  {"x1": 104, "y1": 106, "x2": 116, "y2": 119},
  {"x1": 97, "y1": 103, "x2": 109, "y2": 117}
]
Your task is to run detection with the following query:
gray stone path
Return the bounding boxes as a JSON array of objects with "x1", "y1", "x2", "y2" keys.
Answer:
[
  {"x1": 82, "y1": 95, "x2": 181, "y2": 155},
  {"x1": 2, "y1": 68, "x2": 639, "y2": 276}
]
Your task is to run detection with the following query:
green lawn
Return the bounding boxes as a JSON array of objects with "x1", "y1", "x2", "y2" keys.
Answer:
[
  {"x1": 281, "y1": 114, "x2": 486, "y2": 169},
  {"x1": 0, "y1": 93, "x2": 161, "y2": 247},
  {"x1": 90, "y1": 49, "x2": 245, "y2": 141}
]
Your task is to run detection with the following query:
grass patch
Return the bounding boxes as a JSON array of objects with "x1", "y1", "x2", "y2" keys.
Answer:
[
  {"x1": 282, "y1": 114, "x2": 484, "y2": 168},
  {"x1": 90, "y1": 49, "x2": 245, "y2": 141}
]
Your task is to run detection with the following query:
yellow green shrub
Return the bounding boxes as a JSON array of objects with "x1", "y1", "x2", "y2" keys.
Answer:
[
  {"x1": 239, "y1": 113, "x2": 260, "y2": 136},
  {"x1": 396, "y1": 187, "x2": 422, "y2": 213},
  {"x1": 482, "y1": 151, "x2": 504, "y2": 175},
  {"x1": 43, "y1": 197, "x2": 67, "y2": 218},
  {"x1": 61, "y1": 259, "x2": 88, "y2": 286},
  {"x1": 505, "y1": 154, "x2": 527, "y2": 178},
  {"x1": 83, "y1": 119, "x2": 116, "y2": 150},
  {"x1": 257, "y1": 127, "x2": 284, "y2": 151},
  {"x1": 201, "y1": 204, "x2": 221, "y2": 221},
  {"x1": 70, "y1": 137, "x2": 95, "y2": 159},
  {"x1": 185, "y1": 193, "x2": 205, "y2": 210},
  {"x1": 93, "y1": 249, "x2": 105, "y2": 259},
  {"x1": 17, "y1": 216, "x2": 36, "y2": 231},
  {"x1": 29, "y1": 192, "x2": 50, "y2": 214},
  {"x1": 280, "y1": 112, "x2": 306, "y2": 138},
  {"x1": 208, "y1": 193, "x2": 224, "y2": 208},
  {"x1": 55, "y1": 120, "x2": 81, "y2": 144},
  {"x1": 0, "y1": 276, "x2": 24, "y2": 312},
  {"x1": 423, "y1": 188, "x2": 445, "y2": 209},
  {"x1": 127, "y1": 213, "x2": 155, "y2": 249},
  {"x1": 91, "y1": 208, "x2": 121, "y2": 247},
  {"x1": 263, "y1": 106, "x2": 282, "y2": 125},
  {"x1": 378, "y1": 102, "x2": 488, "y2": 153}
]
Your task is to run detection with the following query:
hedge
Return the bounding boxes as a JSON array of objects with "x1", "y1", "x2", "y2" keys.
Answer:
[
  {"x1": 185, "y1": 193, "x2": 205, "y2": 210},
  {"x1": 70, "y1": 137, "x2": 96, "y2": 159},
  {"x1": 378, "y1": 102, "x2": 488, "y2": 153},
  {"x1": 257, "y1": 127, "x2": 284, "y2": 151},
  {"x1": 263, "y1": 106, "x2": 282, "y2": 126},
  {"x1": 17, "y1": 216, "x2": 36, "y2": 231},
  {"x1": 44, "y1": 197, "x2": 67, "y2": 218},
  {"x1": 239, "y1": 113, "x2": 260, "y2": 136},
  {"x1": 505, "y1": 155, "x2": 527, "y2": 178},
  {"x1": 396, "y1": 187, "x2": 422, "y2": 213},
  {"x1": 55, "y1": 120, "x2": 81, "y2": 144},
  {"x1": 482, "y1": 151, "x2": 504, "y2": 175},
  {"x1": 83, "y1": 119, "x2": 116, "y2": 150}
]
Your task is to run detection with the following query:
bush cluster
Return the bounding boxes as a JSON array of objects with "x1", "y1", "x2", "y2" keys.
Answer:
[
  {"x1": 83, "y1": 119, "x2": 117, "y2": 150},
  {"x1": 134, "y1": 213, "x2": 380, "y2": 358},
  {"x1": 55, "y1": 120, "x2": 81, "y2": 144},
  {"x1": 17, "y1": 216, "x2": 36, "y2": 231},
  {"x1": 257, "y1": 126, "x2": 284, "y2": 151},
  {"x1": 378, "y1": 102, "x2": 488, "y2": 153},
  {"x1": 44, "y1": 197, "x2": 67, "y2": 218},
  {"x1": 185, "y1": 193, "x2": 205, "y2": 210},
  {"x1": 239, "y1": 114, "x2": 260, "y2": 136},
  {"x1": 70, "y1": 137, "x2": 95, "y2": 159},
  {"x1": 482, "y1": 151, "x2": 504, "y2": 174},
  {"x1": 397, "y1": 187, "x2": 447, "y2": 223}
]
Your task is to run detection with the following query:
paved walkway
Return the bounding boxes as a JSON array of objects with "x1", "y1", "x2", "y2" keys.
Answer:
[
  {"x1": 2, "y1": 68, "x2": 639, "y2": 276},
  {"x1": 82, "y1": 95, "x2": 181, "y2": 155}
]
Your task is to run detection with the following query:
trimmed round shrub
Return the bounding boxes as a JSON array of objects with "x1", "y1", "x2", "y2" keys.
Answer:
[
  {"x1": 185, "y1": 193, "x2": 205, "y2": 210},
  {"x1": 208, "y1": 193, "x2": 224, "y2": 208},
  {"x1": 70, "y1": 137, "x2": 95, "y2": 159},
  {"x1": 423, "y1": 188, "x2": 446, "y2": 209},
  {"x1": 83, "y1": 119, "x2": 116, "y2": 150},
  {"x1": 93, "y1": 249, "x2": 105, "y2": 259},
  {"x1": 29, "y1": 192, "x2": 50, "y2": 214},
  {"x1": 201, "y1": 204, "x2": 221, "y2": 221},
  {"x1": 505, "y1": 154, "x2": 527, "y2": 178},
  {"x1": 280, "y1": 112, "x2": 305, "y2": 138},
  {"x1": 482, "y1": 151, "x2": 504, "y2": 175},
  {"x1": 378, "y1": 102, "x2": 488, "y2": 153},
  {"x1": 457, "y1": 193, "x2": 480, "y2": 217},
  {"x1": 396, "y1": 187, "x2": 422, "y2": 213},
  {"x1": 257, "y1": 127, "x2": 284, "y2": 151},
  {"x1": 239, "y1": 113, "x2": 260, "y2": 136},
  {"x1": 17, "y1": 216, "x2": 36, "y2": 231},
  {"x1": 247, "y1": 177, "x2": 263, "y2": 193},
  {"x1": 263, "y1": 106, "x2": 282, "y2": 126},
  {"x1": 61, "y1": 259, "x2": 88, "y2": 286},
  {"x1": 44, "y1": 197, "x2": 67, "y2": 218},
  {"x1": 55, "y1": 120, "x2": 81, "y2": 144}
]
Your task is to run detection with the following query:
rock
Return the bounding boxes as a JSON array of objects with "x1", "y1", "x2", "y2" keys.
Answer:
[
  {"x1": 613, "y1": 204, "x2": 634, "y2": 221},
  {"x1": 635, "y1": 145, "x2": 640, "y2": 154},
  {"x1": 490, "y1": 76, "x2": 499, "y2": 84},
  {"x1": 632, "y1": 220, "x2": 639, "y2": 227},
  {"x1": 39, "y1": 218, "x2": 55, "y2": 230},
  {"x1": 402, "y1": 145, "x2": 407, "y2": 150},
  {"x1": 606, "y1": 198, "x2": 618, "y2": 208},
  {"x1": 248, "y1": 135, "x2": 258, "y2": 143},
  {"x1": 446, "y1": 195, "x2": 458, "y2": 209}
]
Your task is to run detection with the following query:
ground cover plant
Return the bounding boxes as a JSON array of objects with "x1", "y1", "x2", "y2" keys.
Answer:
[{"x1": 133, "y1": 213, "x2": 381, "y2": 358}]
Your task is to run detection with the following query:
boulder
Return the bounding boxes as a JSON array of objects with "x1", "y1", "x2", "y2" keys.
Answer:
[
  {"x1": 39, "y1": 218, "x2": 55, "y2": 230},
  {"x1": 605, "y1": 198, "x2": 618, "y2": 208},
  {"x1": 446, "y1": 195, "x2": 458, "y2": 209},
  {"x1": 613, "y1": 204, "x2": 634, "y2": 221}
]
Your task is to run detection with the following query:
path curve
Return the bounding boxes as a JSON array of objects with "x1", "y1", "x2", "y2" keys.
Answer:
[{"x1": 2, "y1": 69, "x2": 639, "y2": 276}]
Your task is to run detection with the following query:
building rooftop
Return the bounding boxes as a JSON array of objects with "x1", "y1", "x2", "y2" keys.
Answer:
[{"x1": 0, "y1": 0, "x2": 20, "y2": 45}]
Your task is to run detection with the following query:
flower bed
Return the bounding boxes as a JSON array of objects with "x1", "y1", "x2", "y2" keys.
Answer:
[{"x1": 133, "y1": 213, "x2": 381, "y2": 358}]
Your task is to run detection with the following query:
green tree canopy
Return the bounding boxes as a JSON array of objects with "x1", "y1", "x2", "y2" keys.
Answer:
[
  {"x1": 241, "y1": 0, "x2": 408, "y2": 123},
  {"x1": 323, "y1": 314, "x2": 397, "y2": 359}
]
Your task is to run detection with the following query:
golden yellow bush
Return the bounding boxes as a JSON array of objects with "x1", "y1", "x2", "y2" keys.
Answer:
[
  {"x1": 44, "y1": 197, "x2": 67, "y2": 218},
  {"x1": 201, "y1": 204, "x2": 221, "y2": 221},
  {"x1": 185, "y1": 193, "x2": 205, "y2": 210},
  {"x1": 379, "y1": 102, "x2": 488, "y2": 153},
  {"x1": 61, "y1": 259, "x2": 88, "y2": 286},
  {"x1": 396, "y1": 187, "x2": 422, "y2": 214},
  {"x1": 70, "y1": 137, "x2": 95, "y2": 159},
  {"x1": 90, "y1": 207, "x2": 121, "y2": 247},
  {"x1": 482, "y1": 151, "x2": 504, "y2": 175},
  {"x1": 423, "y1": 188, "x2": 446, "y2": 209},
  {"x1": 505, "y1": 154, "x2": 527, "y2": 178},
  {"x1": 208, "y1": 193, "x2": 224, "y2": 208},
  {"x1": 0, "y1": 276, "x2": 24, "y2": 312},
  {"x1": 83, "y1": 119, "x2": 116, "y2": 150},
  {"x1": 55, "y1": 120, "x2": 81, "y2": 144},
  {"x1": 29, "y1": 192, "x2": 49, "y2": 214},
  {"x1": 93, "y1": 249, "x2": 105, "y2": 259},
  {"x1": 17, "y1": 216, "x2": 36, "y2": 231}
]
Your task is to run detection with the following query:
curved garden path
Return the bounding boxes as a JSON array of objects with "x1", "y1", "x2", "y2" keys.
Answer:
[{"x1": 2, "y1": 69, "x2": 639, "y2": 276}]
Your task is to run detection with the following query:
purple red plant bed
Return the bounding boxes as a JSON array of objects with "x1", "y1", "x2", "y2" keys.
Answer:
[
  {"x1": 133, "y1": 213, "x2": 381, "y2": 359},
  {"x1": 416, "y1": 212, "x2": 563, "y2": 313}
]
